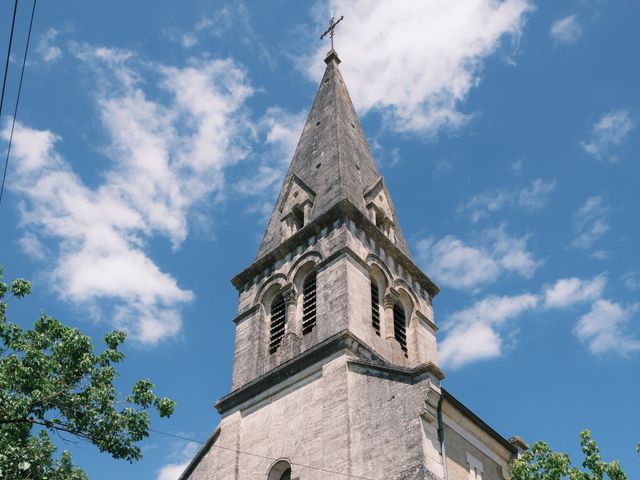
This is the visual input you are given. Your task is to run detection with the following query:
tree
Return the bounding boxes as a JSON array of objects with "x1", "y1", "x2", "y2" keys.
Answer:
[
  {"x1": 0, "y1": 266, "x2": 176, "y2": 479},
  {"x1": 511, "y1": 430, "x2": 629, "y2": 480}
]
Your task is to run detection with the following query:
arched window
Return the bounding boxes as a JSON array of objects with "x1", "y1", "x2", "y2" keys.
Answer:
[
  {"x1": 393, "y1": 302, "x2": 407, "y2": 356},
  {"x1": 370, "y1": 278, "x2": 380, "y2": 336},
  {"x1": 268, "y1": 460, "x2": 292, "y2": 480},
  {"x1": 301, "y1": 271, "x2": 317, "y2": 335},
  {"x1": 269, "y1": 293, "x2": 286, "y2": 354},
  {"x1": 279, "y1": 468, "x2": 291, "y2": 480}
]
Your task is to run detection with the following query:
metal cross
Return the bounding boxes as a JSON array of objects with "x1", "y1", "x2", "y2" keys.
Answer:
[{"x1": 320, "y1": 14, "x2": 344, "y2": 50}]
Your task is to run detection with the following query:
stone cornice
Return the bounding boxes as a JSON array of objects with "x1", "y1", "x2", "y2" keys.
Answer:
[
  {"x1": 232, "y1": 303, "x2": 260, "y2": 324},
  {"x1": 231, "y1": 199, "x2": 439, "y2": 298},
  {"x1": 347, "y1": 358, "x2": 445, "y2": 382}
]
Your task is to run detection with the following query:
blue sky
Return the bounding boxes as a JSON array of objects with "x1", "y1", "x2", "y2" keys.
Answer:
[{"x1": 1, "y1": 1, "x2": 638, "y2": 479}]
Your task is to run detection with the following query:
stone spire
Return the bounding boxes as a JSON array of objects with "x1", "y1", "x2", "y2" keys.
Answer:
[{"x1": 257, "y1": 50, "x2": 411, "y2": 259}]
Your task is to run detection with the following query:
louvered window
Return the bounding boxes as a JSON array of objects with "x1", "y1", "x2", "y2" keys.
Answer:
[
  {"x1": 393, "y1": 303, "x2": 407, "y2": 355},
  {"x1": 269, "y1": 293, "x2": 286, "y2": 354},
  {"x1": 302, "y1": 272, "x2": 317, "y2": 334},
  {"x1": 371, "y1": 280, "x2": 380, "y2": 335}
]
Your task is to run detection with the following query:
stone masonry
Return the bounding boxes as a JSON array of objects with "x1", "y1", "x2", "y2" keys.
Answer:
[{"x1": 179, "y1": 49, "x2": 524, "y2": 480}]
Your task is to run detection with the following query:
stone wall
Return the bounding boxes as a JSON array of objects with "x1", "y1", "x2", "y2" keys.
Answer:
[{"x1": 230, "y1": 215, "x2": 439, "y2": 390}]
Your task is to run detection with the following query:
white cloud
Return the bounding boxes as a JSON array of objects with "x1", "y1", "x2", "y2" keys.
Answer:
[
  {"x1": 163, "y1": 28, "x2": 199, "y2": 49},
  {"x1": 433, "y1": 158, "x2": 453, "y2": 177},
  {"x1": 157, "y1": 462, "x2": 189, "y2": 480},
  {"x1": 622, "y1": 272, "x2": 640, "y2": 292},
  {"x1": 18, "y1": 232, "x2": 46, "y2": 260},
  {"x1": 417, "y1": 235, "x2": 498, "y2": 289},
  {"x1": 458, "y1": 190, "x2": 512, "y2": 223},
  {"x1": 487, "y1": 227, "x2": 540, "y2": 278},
  {"x1": 156, "y1": 438, "x2": 199, "y2": 480},
  {"x1": 180, "y1": 33, "x2": 198, "y2": 48},
  {"x1": 572, "y1": 196, "x2": 609, "y2": 250},
  {"x1": 518, "y1": 179, "x2": 557, "y2": 210},
  {"x1": 439, "y1": 322, "x2": 502, "y2": 369},
  {"x1": 589, "y1": 249, "x2": 611, "y2": 261},
  {"x1": 549, "y1": 15, "x2": 583, "y2": 44},
  {"x1": 196, "y1": 7, "x2": 233, "y2": 37},
  {"x1": 439, "y1": 273, "x2": 637, "y2": 368},
  {"x1": 416, "y1": 225, "x2": 540, "y2": 290},
  {"x1": 542, "y1": 274, "x2": 606, "y2": 309},
  {"x1": 458, "y1": 178, "x2": 556, "y2": 222},
  {"x1": 581, "y1": 109, "x2": 635, "y2": 163},
  {"x1": 234, "y1": 107, "x2": 306, "y2": 216},
  {"x1": 2, "y1": 47, "x2": 254, "y2": 344},
  {"x1": 575, "y1": 300, "x2": 640, "y2": 355},
  {"x1": 197, "y1": 4, "x2": 274, "y2": 67},
  {"x1": 36, "y1": 28, "x2": 62, "y2": 63},
  {"x1": 305, "y1": 0, "x2": 533, "y2": 136},
  {"x1": 446, "y1": 293, "x2": 539, "y2": 327},
  {"x1": 511, "y1": 159, "x2": 524, "y2": 174},
  {"x1": 439, "y1": 293, "x2": 538, "y2": 369}
]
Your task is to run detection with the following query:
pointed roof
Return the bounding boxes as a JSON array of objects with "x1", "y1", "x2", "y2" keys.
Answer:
[{"x1": 256, "y1": 50, "x2": 411, "y2": 259}]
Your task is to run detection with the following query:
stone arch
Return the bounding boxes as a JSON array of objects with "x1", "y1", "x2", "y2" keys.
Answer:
[
  {"x1": 394, "y1": 286, "x2": 415, "y2": 324},
  {"x1": 291, "y1": 256, "x2": 321, "y2": 336},
  {"x1": 287, "y1": 250, "x2": 323, "y2": 281},
  {"x1": 365, "y1": 253, "x2": 393, "y2": 285},
  {"x1": 393, "y1": 278, "x2": 420, "y2": 309},
  {"x1": 267, "y1": 459, "x2": 292, "y2": 480},
  {"x1": 394, "y1": 286, "x2": 417, "y2": 359},
  {"x1": 368, "y1": 263, "x2": 389, "y2": 337},
  {"x1": 254, "y1": 273, "x2": 288, "y2": 311},
  {"x1": 256, "y1": 277, "x2": 292, "y2": 356}
]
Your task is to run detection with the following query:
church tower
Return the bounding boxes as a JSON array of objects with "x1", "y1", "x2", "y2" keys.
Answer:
[{"x1": 180, "y1": 48, "x2": 525, "y2": 480}]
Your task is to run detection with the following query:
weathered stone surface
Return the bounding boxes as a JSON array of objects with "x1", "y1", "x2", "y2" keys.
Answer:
[
  {"x1": 179, "y1": 49, "x2": 522, "y2": 480},
  {"x1": 256, "y1": 51, "x2": 410, "y2": 260}
]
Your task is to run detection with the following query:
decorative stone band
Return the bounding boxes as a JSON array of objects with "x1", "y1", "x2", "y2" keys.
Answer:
[{"x1": 231, "y1": 199, "x2": 440, "y2": 300}]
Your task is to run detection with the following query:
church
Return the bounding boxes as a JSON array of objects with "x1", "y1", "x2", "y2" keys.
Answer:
[{"x1": 178, "y1": 45, "x2": 528, "y2": 480}]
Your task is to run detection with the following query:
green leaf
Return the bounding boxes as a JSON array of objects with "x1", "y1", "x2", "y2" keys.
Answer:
[
  {"x1": 0, "y1": 264, "x2": 176, "y2": 476},
  {"x1": 511, "y1": 430, "x2": 630, "y2": 480}
]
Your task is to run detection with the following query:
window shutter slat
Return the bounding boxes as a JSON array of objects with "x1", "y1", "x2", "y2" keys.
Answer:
[
  {"x1": 269, "y1": 294, "x2": 286, "y2": 354},
  {"x1": 302, "y1": 272, "x2": 317, "y2": 335},
  {"x1": 393, "y1": 303, "x2": 407, "y2": 356}
]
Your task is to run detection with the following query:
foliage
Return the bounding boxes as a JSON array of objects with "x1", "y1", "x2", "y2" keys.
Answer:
[
  {"x1": 511, "y1": 430, "x2": 629, "y2": 480},
  {"x1": 0, "y1": 266, "x2": 175, "y2": 479}
]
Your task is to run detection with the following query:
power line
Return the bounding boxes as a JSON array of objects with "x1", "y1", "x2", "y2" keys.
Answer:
[
  {"x1": 0, "y1": 0, "x2": 19, "y2": 119},
  {"x1": 0, "y1": 0, "x2": 37, "y2": 206},
  {"x1": 149, "y1": 428, "x2": 381, "y2": 480}
]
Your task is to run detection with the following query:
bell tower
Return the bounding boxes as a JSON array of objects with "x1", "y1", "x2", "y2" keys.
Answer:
[
  {"x1": 180, "y1": 47, "x2": 523, "y2": 480},
  {"x1": 227, "y1": 47, "x2": 441, "y2": 392}
]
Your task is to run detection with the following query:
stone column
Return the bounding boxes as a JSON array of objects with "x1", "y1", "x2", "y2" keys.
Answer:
[
  {"x1": 383, "y1": 291, "x2": 397, "y2": 341},
  {"x1": 281, "y1": 284, "x2": 299, "y2": 337}
]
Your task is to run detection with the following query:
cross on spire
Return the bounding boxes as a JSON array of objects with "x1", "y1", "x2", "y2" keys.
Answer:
[{"x1": 320, "y1": 14, "x2": 344, "y2": 50}]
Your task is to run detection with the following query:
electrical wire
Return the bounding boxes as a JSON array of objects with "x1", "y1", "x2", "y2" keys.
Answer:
[
  {"x1": 0, "y1": 0, "x2": 19, "y2": 120},
  {"x1": 0, "y1": 0, "x2": 37, "y2": 206},
  {"x1": 149, "y1": 428, "x2": 382, "y2": 480}
]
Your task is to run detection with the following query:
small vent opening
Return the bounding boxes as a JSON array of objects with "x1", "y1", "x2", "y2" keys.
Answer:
[
  {"x1": 302, "y1": 272, "x2": 317, "y2": 335},
  {"x1": 291, "y1": 205, "x2": 304, "y2": 232},
  {"x1": 371, "y1": 280, "x2": 380, "y2": 336},
  {"x1": 269, "y1": 294, "x2": 286, "y2": 354},
  {"x1": 393, "y1": 303, "x2": 407, "y2": 356}
]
